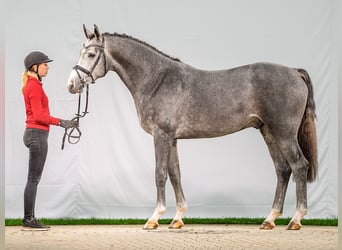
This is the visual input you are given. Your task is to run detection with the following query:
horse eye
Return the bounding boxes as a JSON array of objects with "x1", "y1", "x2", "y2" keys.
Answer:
[{"x1": 87, "y1": 53, "x2": 96, "y2": 58}]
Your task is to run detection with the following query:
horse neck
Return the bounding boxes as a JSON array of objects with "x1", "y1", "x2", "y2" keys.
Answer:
[{"x1": 105, "y1": 35, "x2": 177, "y2": 96}]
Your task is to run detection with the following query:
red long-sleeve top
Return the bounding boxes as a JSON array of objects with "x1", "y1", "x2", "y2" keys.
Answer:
[{"x1": 23, "y1": 76, "x2": 60, "y2": 131}]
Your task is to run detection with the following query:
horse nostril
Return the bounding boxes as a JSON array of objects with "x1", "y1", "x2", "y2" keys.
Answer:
[{"x1": 67, "y1": 83, "x2": 76, "y2": 94}]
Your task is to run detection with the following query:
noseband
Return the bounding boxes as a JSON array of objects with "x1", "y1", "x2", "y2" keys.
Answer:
[
  {"x1": 61, "y1": 37, "x2": 106, "y2": 150},
  {"x1": 73, "y1": 36, "x2": 106, "y2": 84}
]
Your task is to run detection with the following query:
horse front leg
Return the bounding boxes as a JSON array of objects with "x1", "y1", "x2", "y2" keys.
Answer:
[
  {"x1": 143, "y1": 129, "x2": 173, "y2": 230},
  {"x1": 168, "y1": 139, "x2": 187, "y2": 229}
]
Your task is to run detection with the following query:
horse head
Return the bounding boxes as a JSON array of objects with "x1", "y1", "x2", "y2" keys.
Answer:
[{"x1": 67, "y1": 24, "x2": 107, "y2": 94}]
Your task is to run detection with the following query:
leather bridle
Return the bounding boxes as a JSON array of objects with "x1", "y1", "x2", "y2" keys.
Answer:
[
  {"x1": 61, "y1": 37, "x2": 106, "y2": 150},
  {"x1": 73, "y1": 36, "x2": 106, "y2": 84}
]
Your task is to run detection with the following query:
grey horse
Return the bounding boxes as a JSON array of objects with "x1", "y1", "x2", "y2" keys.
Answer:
[{"x1": 67, "y1": 25, "x2": 317, "y2": 230}]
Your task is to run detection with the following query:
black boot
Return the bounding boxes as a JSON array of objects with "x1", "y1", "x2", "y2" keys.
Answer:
[{"x1": 22, "y1": 217, "x2": 50, "y2": 230}]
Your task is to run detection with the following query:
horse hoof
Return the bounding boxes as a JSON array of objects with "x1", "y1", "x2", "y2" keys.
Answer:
[
  {"x1": 259, "y1": 221, "x2": 275, "y2": 230},
  {"x1": 286, "y1": 221, "x2": 302, "y2": 230},
  {"x1": 168, "y1": 220, "x2": 184, "y2": 229},
  {"x1": 143, "y1": 220, "x2": 159, "y2": 230}
]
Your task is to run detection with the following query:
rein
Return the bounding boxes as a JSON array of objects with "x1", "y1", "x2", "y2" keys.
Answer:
[{"x1": 61, "y1": 84, "x2": 89, "y2": 150}]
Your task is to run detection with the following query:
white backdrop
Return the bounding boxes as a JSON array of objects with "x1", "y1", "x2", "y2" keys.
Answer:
[{"x1": 5, "y1": 0, "x2": 338, "y2": 219}]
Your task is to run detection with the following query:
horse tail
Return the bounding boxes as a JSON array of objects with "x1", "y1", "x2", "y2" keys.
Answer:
[{"x1": 296, "y1": 68, "x2": 318, "y2": 182}]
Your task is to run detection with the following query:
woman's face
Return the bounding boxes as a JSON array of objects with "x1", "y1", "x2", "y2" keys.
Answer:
[
  {"x1": 37, "y1": 63, "x2": 49, "y2": 77},
  {"x1": 32, "y1": 63, "x2": 49, "y2": 78}
]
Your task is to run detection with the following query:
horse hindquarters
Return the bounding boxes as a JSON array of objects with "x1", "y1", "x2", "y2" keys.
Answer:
[{"x1": 260, "y1": 69, "x2": 317, "y2": 230}]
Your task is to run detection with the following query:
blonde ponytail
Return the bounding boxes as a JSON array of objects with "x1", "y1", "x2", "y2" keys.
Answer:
[
  {"x1": 21, "y1": 70, "x2": 38, "y2": 93},
  {"x1": 21, "y1": 70, "x2": 29, "y2": 93}
]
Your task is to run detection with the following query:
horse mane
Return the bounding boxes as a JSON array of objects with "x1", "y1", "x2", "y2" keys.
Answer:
[{"x1": 103, "y1": 32, "x2": 181, "y2": 62}]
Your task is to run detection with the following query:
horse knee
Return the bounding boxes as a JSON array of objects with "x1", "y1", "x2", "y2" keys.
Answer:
[
  {"x1": 291, "y1": 157, "x2": 309, "y2": 180},
  {"x1": 168, "y1": 170, "x2": 180, "y2": 184},
  {"x1": 155, "y1": 166, "x2": 168, "y2": 185},
  {"x1": 278, "y1": 142, "x2": 308, "y2": 176},
  {"x1": 155, "y1": 176, "x2": 168, "y2": 187},
  {"x1": 276, "y1": 166, "x2": 292, "y2": 180}
]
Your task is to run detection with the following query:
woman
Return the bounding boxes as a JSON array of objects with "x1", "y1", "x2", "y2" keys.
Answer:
[{"x1": 22, "y1": 51, "x2": 75, "y2": 229}]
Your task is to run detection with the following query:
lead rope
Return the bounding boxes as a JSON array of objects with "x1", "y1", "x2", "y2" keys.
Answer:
[{"x1": 61, "y1": 84, "x2": 89, "y2": 150}]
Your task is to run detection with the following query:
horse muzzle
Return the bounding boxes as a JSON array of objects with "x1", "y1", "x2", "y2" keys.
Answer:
[
  {"x1": 67, "y1": 80, "x2": 84, "y2": 94},
  {"x1": 67, "y1": 72, "x2": 85, "y2": 94}
]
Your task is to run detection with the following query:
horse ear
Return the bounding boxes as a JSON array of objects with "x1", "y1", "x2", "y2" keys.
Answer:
[
  {"x1": 94, "y1": 24, "x2": 101, "y2": 40},
  {"x1": 83, "y1": 24, "x2": 92, "y2": 39}
]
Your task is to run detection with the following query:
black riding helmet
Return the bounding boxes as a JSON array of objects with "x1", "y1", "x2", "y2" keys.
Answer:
[{"x1": 24, "y1": 51, "x2": 53, "y2": 80}]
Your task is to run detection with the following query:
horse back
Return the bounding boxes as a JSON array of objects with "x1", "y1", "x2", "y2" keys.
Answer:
[{"x1": 137, "y1": 62, "x2": 308, "y2": 139}]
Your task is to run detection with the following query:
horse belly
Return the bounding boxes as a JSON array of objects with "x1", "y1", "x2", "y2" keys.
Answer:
[
  {"x1": 176, "y1": 82, "x2": 256, "y2": 138},
  {"x1": 175, "y1": 112, "x2": 255, "y2": 139}
]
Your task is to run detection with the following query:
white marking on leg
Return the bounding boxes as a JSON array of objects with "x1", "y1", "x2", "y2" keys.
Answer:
[
  {"x1": 149, "y1": 204, "x2": 166, "y2": 222},
  {"x1": 173, "y1": 203, "x2": 188, "y2": 221},
  {"x1": 286, "y1": 209, "x2": 307, "y2": 230},
  {"x1": 292, "y1": 209, "x2": 307, "y2": 223},
  {"x1": 261, "y1": 209, "x2": 282, "y2": 229},
  {"x1": 265, "y1": 209, "x2": 282, "y2": 223}
]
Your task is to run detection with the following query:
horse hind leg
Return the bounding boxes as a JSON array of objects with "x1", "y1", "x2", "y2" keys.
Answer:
[
  {"x1": 167, "y1": 140, "x2": 187, "y2": 229},
  {"x1": 260, "y1": 126, "x2": 292, "y2": 230},
  {"x1": 279, "y1": 139, "x2": 309, "y2": 230}
]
